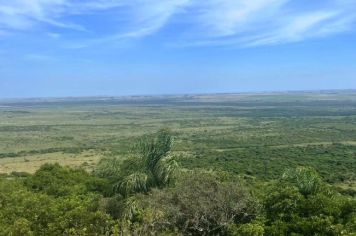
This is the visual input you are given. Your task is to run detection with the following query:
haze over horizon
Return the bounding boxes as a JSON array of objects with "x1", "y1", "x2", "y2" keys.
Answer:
[{"x1": 1, "y1": 0, "x2": 356, "y2": 98}]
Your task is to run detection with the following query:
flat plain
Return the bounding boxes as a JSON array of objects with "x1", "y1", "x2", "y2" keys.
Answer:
[{"x1": 1, "y1": 91, "x2": 355, "y2": 189}]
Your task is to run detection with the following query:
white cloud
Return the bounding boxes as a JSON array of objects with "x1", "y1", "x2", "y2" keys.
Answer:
[
  {"x1": 115, "y1": 0, "x2": 190, "y2": 38},
  {"x1": 244, "y1": 10, "x2": 343, "y2": 46},
  {"x1": 64, "y1": 0, "x2": 191, "y2": 48},
  {"x1": 0, "y1": 0, "x2": 85, "y2": 31},
  {"x1": 181, "y1": 0, "x2": 356, "y2": 47},
  {"x1": 0, "y1": 0, "x2": 355, "y2": 47},
  {"x1": 191, "y1": 0, "x2": 288, "y2": 37}
]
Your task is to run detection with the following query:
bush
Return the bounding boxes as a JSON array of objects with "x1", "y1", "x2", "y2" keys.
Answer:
[
  {"x1": 0, "y1": 179, "x2": 114, "y2": 235},
  {"x1": 134, "y1": 172, "x2": 261, "y2": 235},
  {"x1": 264, "y1": 167, "x2": 356, "y2": 235},
  {"x1": 226, "y1": 223, "x2": 265, "y2": 236},
  {"x1": 24, "y1": 163, "x2": 108, "y2": 197}
]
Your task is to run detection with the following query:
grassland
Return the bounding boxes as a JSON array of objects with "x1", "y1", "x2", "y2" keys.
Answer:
[{"x1": 0, "y1": 91, "x2": 355, "y2": 186}]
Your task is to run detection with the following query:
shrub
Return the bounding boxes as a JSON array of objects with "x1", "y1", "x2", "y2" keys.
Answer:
[
  {"x1": 134, "y1": 172, "x2": 261, "y2": 235},
  {"x1": 24, "y1": 163, "x2": 108, "y2": 197},
  {"x1": 264, "y1": 167, "x2": 356, "y2": 235}
]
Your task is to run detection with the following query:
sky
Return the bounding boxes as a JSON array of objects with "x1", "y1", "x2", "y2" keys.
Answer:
[{"x1": 0, "y1": 0, "x2": 356, "y2": 98}]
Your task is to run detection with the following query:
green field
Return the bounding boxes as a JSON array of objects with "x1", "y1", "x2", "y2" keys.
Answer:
[{"x1": 1, "y1": 91, "x2": 356, "y2": 183}]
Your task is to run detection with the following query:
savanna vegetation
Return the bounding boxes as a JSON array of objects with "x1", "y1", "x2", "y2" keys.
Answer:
[{"x1": 0, "y1": 92, "x2": 356, "y2": 235}]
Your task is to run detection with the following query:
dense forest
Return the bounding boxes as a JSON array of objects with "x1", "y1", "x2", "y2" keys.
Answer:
[{"x1": 1, "y1": 129, "x2": 355, "y2": 235}]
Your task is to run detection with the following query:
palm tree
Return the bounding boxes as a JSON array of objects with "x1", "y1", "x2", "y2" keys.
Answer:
[
  {"x1": 114, "y1": 129, "x2": 178, "y2": 196},
  {"x1": 282, "y1": 166, "x2": 322, "y2": 196}
]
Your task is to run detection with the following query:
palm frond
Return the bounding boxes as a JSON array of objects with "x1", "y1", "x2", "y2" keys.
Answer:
[
  {"x1": 282, "y1": 167, "x2": 322, "y2": 196},
  {"x1": 94, "y1": 157, "x2": 122, "y2": 178},
  {"x1": 115, "y1": 172, "x2": 150, "y2": 197},
  {"x1": 136, "y1": 129, "x2": 173, "y2": 171},
  {"x1": 110, "y1": 129, "x2": 178, "y2": 196},
  {"x1": 153, "y1": 158, "x2": 179, "y2": 187}
]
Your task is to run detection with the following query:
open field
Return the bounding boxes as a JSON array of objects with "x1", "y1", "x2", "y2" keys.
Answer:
[{"x1": 1, "y1": 91, "x2": 356, "y2": 183}]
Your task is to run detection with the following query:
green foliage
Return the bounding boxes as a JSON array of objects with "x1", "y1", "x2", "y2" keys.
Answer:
[
  {"x1": 0, "y1": 179, "x2": 114, "y2": 235},
  {"x1": 1, "y1": 162, "x2": 356, "y2": 235},
  {"x1": 115, "y1": 172, "x2": 150, "y2": 197},
  {"x1": 282, "y1": 166, "x2": 323, "y2": 196},
  {"x1": 1, "y1": 98, "x2": 356, "y2": 236},
  {"x1": 264, "y1": 185, "x2": 303, "y2": 223},
  {"x1": 132, "y1": 172, "x2": 261, "y2": 235},
  {"x1": 1, "y1": 94, "x2": 356, "y2": 185},
  {"x1": 94, "y1": 157, "x2": 123, "y2": 179},
  {"x1": 25, "y1": 163, "x2": 109, "y2": 197},
  {"x1": 179, "y1": 143, "x2": 356, "y2": 184},
  {"x1": 226, "y1": 223, "x2": 265, "y2": 236},
  {"x1": 264, "y1": 167, "x2": 356, "y2": 235},
  {"x1": 96, "y1": 129, "x2": 178, "y2": 196}
]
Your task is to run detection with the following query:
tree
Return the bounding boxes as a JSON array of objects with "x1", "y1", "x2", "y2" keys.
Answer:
[
  {"x1": 264, "y1": 167, "x2": 356, "y2": 236},
  {"x1": 0, "y1": 178, "x2": 114, "y2": 235},
  {"x1": 133, "y1": 172, "x2": 261, "y2": 235},
  {"x1": 96, "y1": 129, "x2": 178, "y2": 197},
  {"x1": 25, "y1": 163, "x2": 108, "y2": 197}
]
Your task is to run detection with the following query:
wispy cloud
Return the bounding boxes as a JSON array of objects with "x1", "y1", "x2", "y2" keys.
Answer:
[
  {"x1": 190, "y1": 0, "x2": 289, "y2": 37},
  {"x1": 179, "y1": 0, "x2": 356, "y2": 47},
  {"x1": 0, "y1": 0, "x2": 355, "y2": 47},
  {"x1": 65, "y1": 0, "x2": 191, "y2": 48},
  {"x1": 243, "y1": 10, "x2": 344, "y2": 46},
  {"x1": 0, "y1": 0, "x2": 85, "y2": 31}
]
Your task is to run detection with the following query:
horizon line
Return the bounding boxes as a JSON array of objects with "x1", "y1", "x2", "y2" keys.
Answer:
[{"x1": 1, "y1": 88, "x2": 356, "y2": 102}]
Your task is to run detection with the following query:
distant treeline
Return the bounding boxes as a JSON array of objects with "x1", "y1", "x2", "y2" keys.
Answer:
[{"x1": 0, "y1": 147, "x2": 90, "y2": 158}]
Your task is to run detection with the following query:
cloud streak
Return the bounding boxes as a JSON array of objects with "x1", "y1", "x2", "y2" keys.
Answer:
[
  {"x1": 180, "y1": 0, "x2": 356, "y2": 47},
  {"x1": 0, "y1": 0, "x2": 355, "y2": 47}
]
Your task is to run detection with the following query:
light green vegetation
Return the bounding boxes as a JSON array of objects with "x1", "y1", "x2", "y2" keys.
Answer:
[{"x1": 1, "y1": 91, "x2": 355, "y2": 184}]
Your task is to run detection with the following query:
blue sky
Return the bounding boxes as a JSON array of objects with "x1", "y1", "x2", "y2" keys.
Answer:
[{"x1": 0, "y1": 0, "x2": 356, "y2": 98}]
